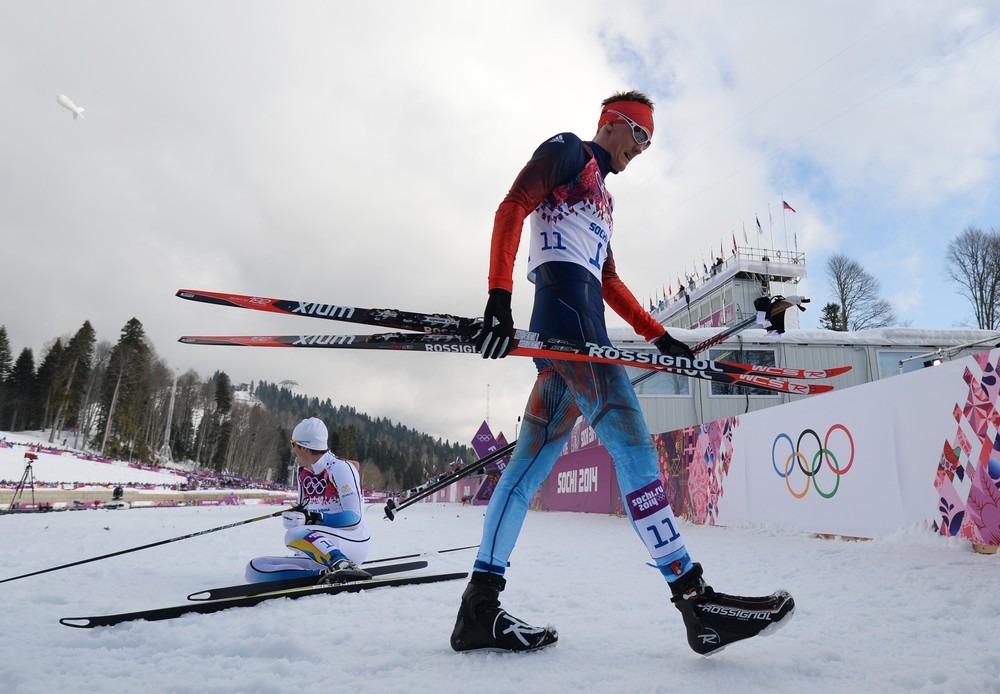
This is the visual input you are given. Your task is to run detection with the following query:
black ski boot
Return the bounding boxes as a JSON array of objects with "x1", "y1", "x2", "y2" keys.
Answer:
[
  {"x1": 317, "y1": 556, "x2": 371, "y2": 585},
  {"x1": 450, "y1": 571, "x2": 558, "y2": 652},
  {"x1": 669, "y1": 563, "x2": 794, "y2": 656}
]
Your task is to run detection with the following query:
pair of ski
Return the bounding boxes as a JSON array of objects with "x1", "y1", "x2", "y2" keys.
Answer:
[
  {"x1": 175, "y1": 289, "x2": 849, "y2": 395},
  {"x1": 61, "y1": 558, "x2": 468, "y2": 628}
]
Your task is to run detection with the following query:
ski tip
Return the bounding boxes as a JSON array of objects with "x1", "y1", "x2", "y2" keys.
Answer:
[
  {"x1": 825, "y1": 365, "x2": 853, "y2": 377},
  {"x1": 59, "y1": 617, "x2": 94, "y2": 629}
]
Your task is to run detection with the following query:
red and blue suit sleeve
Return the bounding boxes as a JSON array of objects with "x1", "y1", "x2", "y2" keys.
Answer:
[
  {"x1": 602, "y1": 245, "x2": 666, "y2": 342},
  {"x1": 487, "y1": 134, "x2": 588, "y2": 292}
]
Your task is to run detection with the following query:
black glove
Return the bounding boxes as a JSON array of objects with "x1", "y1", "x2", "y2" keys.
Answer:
[
  {"x1": 474, "y1": 289, "x2": 515, "y2": 359},
  {"x1": 289, "y1": 503, "x2": 322, "y2": 524},
  {"x1": 654, "y1": 331, "x2": 695, "y2": 360}
]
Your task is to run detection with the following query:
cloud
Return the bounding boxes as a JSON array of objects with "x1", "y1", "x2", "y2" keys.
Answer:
[{"x1": 2, "y1": 0, "x2": 999, "y2": 446}]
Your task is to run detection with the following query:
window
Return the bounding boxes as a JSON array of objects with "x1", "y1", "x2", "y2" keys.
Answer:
[
  {"x1": 625, "y1": 363, "x2": 691, "y2": 395},
  {"x1": 876, "y1": 350, "x2": 936, "y2": 378},
  {"x1": 708, "y1": 348, "x2": 778, "y2": 396}
]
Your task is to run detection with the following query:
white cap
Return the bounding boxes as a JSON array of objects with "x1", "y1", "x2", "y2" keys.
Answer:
[{"x1": 291, "y1": 417, "x2": 328, "y2": 451}]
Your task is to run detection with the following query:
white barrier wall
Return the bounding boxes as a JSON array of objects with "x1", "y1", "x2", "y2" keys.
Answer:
[{"x1": 715, "y1": 349, "x2": 1000, "y2": 543}]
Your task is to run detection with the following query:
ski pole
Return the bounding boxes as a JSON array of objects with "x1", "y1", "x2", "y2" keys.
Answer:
[
  {"x1": 636, "y1": 295, "x2": 810, "y2": 384},
  {"x1": 384, "y1": 443, "x2": 515, "y2": 520},
  {"x1": 384, "y1": 364, "x2": 656, "y2": 519},
  {"x1": 386, "y1": 298, "x2": 812, "y2": 518},
  {"x1": 364, "y1": 543, "x2": 480, "y2": 564},
  {"x1": 0, "y1": 508, "x2": 288, "y2": 585}
]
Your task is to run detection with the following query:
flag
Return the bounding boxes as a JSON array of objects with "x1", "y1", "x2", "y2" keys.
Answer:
[
  {"x1": 703, "y1": 261, "x2": 708, "y2": 274},
  {"x1": 732, "y1": 232, "x2": 738, "y2": 253},
  {"x1": 720, "y1": 241, "x2": 724, "y2": 257},
  {"x1": 742, "y1": 223, "x2": 748, "y2": 245},
  {"x1": 756, "y1": 215, "x2": 762, "y2": 235},
  {"x1": 783, "y1": 200, "x2": 796, "y2": 213}
]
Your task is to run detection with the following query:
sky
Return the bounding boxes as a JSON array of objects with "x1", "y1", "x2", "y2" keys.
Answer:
[
  {"x1": 1, "y1": 440, "x2": 997, "y2": 694},
  {"x1": 2, "y1": 1, "x2": 1000, "y2": 446}
]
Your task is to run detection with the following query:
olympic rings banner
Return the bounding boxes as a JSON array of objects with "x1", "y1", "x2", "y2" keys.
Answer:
[
  {"x1": 530, "y1": 348, "x2": 1000, "y2": 544},
  {"x1": 713, "y1": 348, "x2": 1000, "y2": 541}
]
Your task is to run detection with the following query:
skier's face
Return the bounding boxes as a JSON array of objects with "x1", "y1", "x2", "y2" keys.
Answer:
[
  {"x1": 604, "y1": 118, "x2": 649, "y2": 173},
  {"x1": 291, "y1": 443, "x2": 313, "y2": 468}
]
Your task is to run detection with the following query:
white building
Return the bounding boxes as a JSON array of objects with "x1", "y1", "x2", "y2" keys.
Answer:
[{"x1": 616, "y1": 246, "x2": 1000, "y2": 432}]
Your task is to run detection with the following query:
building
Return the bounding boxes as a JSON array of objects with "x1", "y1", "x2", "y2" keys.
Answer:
[{"x1": 616, "y1": 245, "x2": 1000, "y2": 433}]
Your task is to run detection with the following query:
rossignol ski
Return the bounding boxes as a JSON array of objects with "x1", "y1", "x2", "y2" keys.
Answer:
[
  {"x1": 175, "y1": 289, "x2": 848, "y2": 394},
  {"x1": 60, "y1": 571, "x2": 468, "y2": 628},
  {"x1": 177, "y1": 331, "x2": 837, "y2": 395}
]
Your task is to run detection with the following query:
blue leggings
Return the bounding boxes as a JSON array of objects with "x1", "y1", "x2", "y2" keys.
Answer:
[{"x1": 473, "y1": 357, "x2": 693, "y2": 582}]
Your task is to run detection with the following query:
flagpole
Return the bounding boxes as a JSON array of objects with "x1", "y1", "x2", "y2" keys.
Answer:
[
  {"x1": 781, "y1": 195, "x2": 789, "y2": 257},
  {"x1": 768, "y1": 202, "x2": 776, "y2": 255}
]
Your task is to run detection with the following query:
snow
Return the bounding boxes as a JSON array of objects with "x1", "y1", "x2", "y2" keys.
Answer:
[
  {"x1": 2, "y1": 494, "x2": 998, "y2": 692},
  {"x1": 608, "y1": 324, "x2": 1000, "y2": 349}
]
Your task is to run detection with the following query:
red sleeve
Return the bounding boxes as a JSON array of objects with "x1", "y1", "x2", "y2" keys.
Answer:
[
  {"x1": 487, "y1": 135, "x2": 588, "y2": 292},
  {"x1": 602, "y1": 245, "x2": 665, "y2": 342},
  {"x1": 487, "y1": 166, "x2": 545, "y2": 292}
]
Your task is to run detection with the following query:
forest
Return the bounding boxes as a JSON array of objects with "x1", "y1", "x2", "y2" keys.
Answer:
[{"x1": 0, "y1": 319, "x2": 472, "y2": 491}]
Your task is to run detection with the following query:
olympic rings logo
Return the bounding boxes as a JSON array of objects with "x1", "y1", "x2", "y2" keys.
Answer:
[
  {"x1": 771, "y1": 424, "x2": 855, "y2": 499},
  {"x1": 301, "y1": 475, "x2": 328, "y2": 496}
]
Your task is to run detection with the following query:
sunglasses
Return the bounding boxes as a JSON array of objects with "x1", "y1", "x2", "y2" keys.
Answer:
[{"x1": 605, "y1": 109, "x2": 651, "y2": 149}]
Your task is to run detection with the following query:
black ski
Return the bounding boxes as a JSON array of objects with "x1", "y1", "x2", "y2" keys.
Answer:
[
  {"x1": 60, "y1": 571, "x2": 468, "y2": 628},
  {"x1": 176, "y1": 289, "x2": 848, "y2": 388},
  {"x1": 177, "y1": 331, "x2": 836, "y2": 395},
  {"x1": 187, "y1": 560, "x2": 429, "y2": 602},
  {"x1": 176, "y1": 288, "x2": 479, "y2": 335}
]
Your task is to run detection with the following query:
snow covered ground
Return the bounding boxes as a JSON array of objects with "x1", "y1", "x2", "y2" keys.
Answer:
[
  {"x1": 0, "y1": 430, "x2": 187, "y2": 487},
  {"x1": 1, "y1": 500, "x2": 997, "y2": 693}
]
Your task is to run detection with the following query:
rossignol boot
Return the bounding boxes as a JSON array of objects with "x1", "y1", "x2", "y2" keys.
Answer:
[
  {"x1": 670, "y1": 563, "x2": 794, "y2": 656},
  {"x1": 450, "y1": 571, "x2": 558, "y2": 652}
]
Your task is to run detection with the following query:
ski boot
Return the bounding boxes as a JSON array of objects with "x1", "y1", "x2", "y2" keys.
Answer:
[
  {"x1": 317, "y1": 553, "x2": 372, "y2": 585},
  {"x1": 670, "y1": 563, "x2": 794, "y2": 656},
  {"x1": 450, "y1": 571, "x2": 558, "y2": 652}
]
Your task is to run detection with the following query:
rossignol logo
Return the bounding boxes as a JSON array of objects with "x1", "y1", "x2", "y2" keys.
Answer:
[
  {"x1": 698, "y1": 604, "x2": 774, "y2": 621},
  {"x1": 584, "y1": 344, "x2": 722, "y2": 374},
  {"x1": 293, "y1": 302, "x2": 356, "y2": 319},
  {"x1": 423, "y1": 344, "x2": 477, "y2": 353},
  {"x1": 292, "y1": 335, "x2": 356, "y2": 346}
]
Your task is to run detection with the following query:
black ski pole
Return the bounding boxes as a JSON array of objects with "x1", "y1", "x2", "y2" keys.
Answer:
[
  {"x1": 386, "y1": 298, "x2": 807, "y2": 519},
  {"x1": 384, "y1": 366, "x2": 656, "y2": 519},
  {"x1": 384, "y1": 442, "x2": 515, "y2": 520},
  {"x1": 363, "y1": 543, "x2": 480, "y2": 564},
  {"x1": 0, "y1": 508, "x2": 288, "y2": 585}
]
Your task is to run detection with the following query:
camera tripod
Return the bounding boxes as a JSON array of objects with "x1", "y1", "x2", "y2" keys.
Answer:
[{"x1": 7, "y1": 454, "x2": 37, "y2": 512}]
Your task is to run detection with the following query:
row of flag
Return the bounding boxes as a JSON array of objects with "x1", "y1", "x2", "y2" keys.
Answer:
[{"x1": 647, "y1": 201, "x2": 796, "y2": 311}]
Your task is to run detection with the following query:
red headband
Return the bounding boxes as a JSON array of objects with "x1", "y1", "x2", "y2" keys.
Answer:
[{"x1": 598, "y1": 100, "x2": 654, "y2": 136}]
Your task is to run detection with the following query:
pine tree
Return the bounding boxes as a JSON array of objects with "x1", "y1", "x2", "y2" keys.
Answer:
[
  {"x1": 818, "y1": 302, "x2": 846, "y2": 331},
  {"x1": 0, "y1": 326, "x2": 12, "y2": 382},
  {"x1": 7, "y1": 348, "x2": 36, "y2": 430},
  {"x1": 95, "y1": 318, "x2": 152, "y2": 460}
]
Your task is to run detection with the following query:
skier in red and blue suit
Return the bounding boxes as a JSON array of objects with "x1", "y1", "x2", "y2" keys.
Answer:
[{"x1": 450, "y1": 90, "x2": 795, "y2": 656}]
